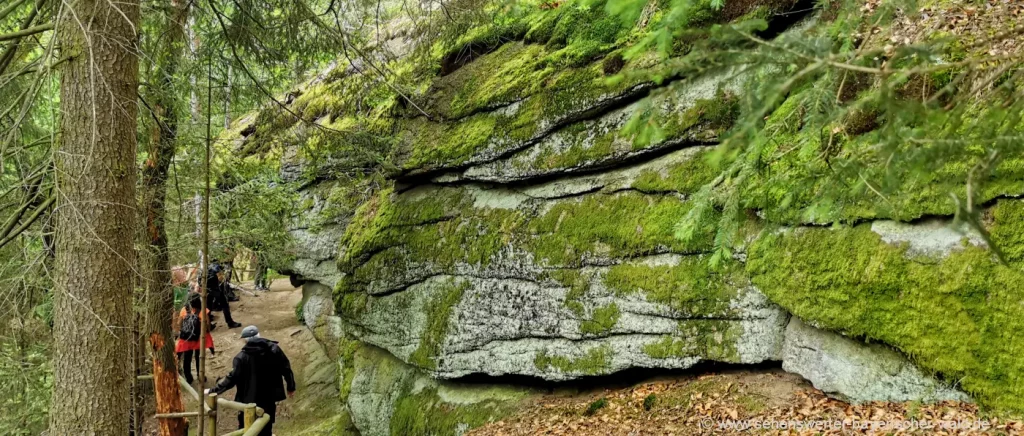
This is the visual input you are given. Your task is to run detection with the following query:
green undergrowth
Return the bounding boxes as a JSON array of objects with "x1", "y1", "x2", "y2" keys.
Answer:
[
  {"x1": 534, "y1": 345, "x2": 613, "y2": 375},
  {"x1": 746, "y1": 209, "x2": 1024, "y2": 413},
  {"x1": 737, "y1": 70, "x2": 1024, "y2": 225}
]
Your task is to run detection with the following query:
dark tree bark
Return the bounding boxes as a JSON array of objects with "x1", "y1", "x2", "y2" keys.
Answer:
[
  {"x1": 141, "y1": 0, "x2": 190, "y2": 434},
  {"x1": 49, "y1": 0, "x2": 140, "y2": 433}
]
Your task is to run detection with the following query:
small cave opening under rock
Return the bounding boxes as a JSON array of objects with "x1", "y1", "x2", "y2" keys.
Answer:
[{"x1": 447, "y1": 360, "x2": 790, "y2": 394}]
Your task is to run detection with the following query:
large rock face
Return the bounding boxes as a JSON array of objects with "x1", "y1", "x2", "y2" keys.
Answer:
[
  {"x1": 227, "y1": 0, "x2": 1024, "y2": 429},
  {"x1": 335, "y1": 152, "x2": 792, "y2": 380}
]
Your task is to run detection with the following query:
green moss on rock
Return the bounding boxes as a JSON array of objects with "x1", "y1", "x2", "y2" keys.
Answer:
[
  {"x1": 389, "y1": 382, "x2": 521, "y2": 436},
  {"x1": 534, "y1": 345, "x2": 613, "y2": 375},
  {"x1": 579, "y1": 303, "x2": 621, "y2": 336},
  {"x1": 604, "y1": 256, "x2": 744, "y2": 316},
  {"x1": 529, "y1": 192, "x2": 717, "y2": 266},
  {"x1": 747, "y1": 222, "x2": 1024, "y2": 412},
  {"x1": 990, "y1": 200, "x2": 1024, "y2": 265},
  {"x1": 631, "y1": 148, "x2": 719, "y2": 194},
  {"x1": 409, "y1": 278, "x2": 470, "y2": 369},
  {"x1": 643, "y1": 320, "x2": 742, "y2": 361}
]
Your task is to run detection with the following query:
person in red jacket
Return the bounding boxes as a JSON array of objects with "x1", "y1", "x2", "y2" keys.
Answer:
[{"x1": 175, "y1": 293, "x2": 215, "y2": 384}]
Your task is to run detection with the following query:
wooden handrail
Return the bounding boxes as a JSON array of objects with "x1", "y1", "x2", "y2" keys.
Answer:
[
  {"x1": 139, "y1": 373, "x2": 271, "y2": 435},
  {"x1": 219, "y1": 413, "x2": 271, "y2": 436},
  {"x1": 179, "y1": 376, "x2": 200, "y2": 401},
  {"x1": 153, "y1": 411, "x2": 204, "y2": 419}
]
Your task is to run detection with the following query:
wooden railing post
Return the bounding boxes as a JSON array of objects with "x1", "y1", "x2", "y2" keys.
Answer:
[
  {"x1": 205, "y1": 392, "x2": 218, "y2": 435},
  {"x1": 243, "y1": 404, "x2": 256, "y2": 429}
]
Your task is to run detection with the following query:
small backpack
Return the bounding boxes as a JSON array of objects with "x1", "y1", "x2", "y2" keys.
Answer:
[{"x1": 180, "y1": 308, "x2": 201, "y2": 341}]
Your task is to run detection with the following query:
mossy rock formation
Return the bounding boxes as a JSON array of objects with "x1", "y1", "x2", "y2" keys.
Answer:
[{"x1": 224, "y1": 0, "x2": 1024, "y2": 430}]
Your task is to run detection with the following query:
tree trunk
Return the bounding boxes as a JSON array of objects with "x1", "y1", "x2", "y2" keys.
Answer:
[
  {"x1": 50, "y1": 0, "x2": 140, "y2": 433},
  {"x1": 142, "y1": 0, "x2": 190, "y2": 434}
]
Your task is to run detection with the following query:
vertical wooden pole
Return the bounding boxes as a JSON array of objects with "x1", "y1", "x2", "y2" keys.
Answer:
[
  {"x1": 205, "y1": 392, "x2": 218, "y2": 435},
  {"x1": 243, "y1": 404, "x2": 256, "y2": 429},
  {"x1": 197, "y1": 35, "x2": 214, "y2": 436}
]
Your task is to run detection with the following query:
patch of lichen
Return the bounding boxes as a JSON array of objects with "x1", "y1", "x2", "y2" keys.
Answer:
[
  {"x1": 549, "y1": 269, "x2": 590, "y2": 315},
  {"x1": 604, "y1": 256, "x2": 744, "y2": 316},
  {"x1": 747, "y1": 223, "x2": 1024, "y2": 413},
  {"x1": 389, "y1": 382, "x2": 520, "y2": 436},
  {"x1": 528, "y1": 191, "x2": 718, "y2": 266},
  {"x1": 409, "y1": 278, "x2": 470, "y2": 369},
  {"x1": 643, "y1": 320, "x2": 742, "y2": 361},
  {"x1": 534, "y1": 345, "x2": 613, "y2": 375}
]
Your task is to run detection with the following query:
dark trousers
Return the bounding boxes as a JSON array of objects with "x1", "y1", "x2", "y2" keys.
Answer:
[
  {"x1": 179, "y1": 348, "x2": 215, "y2": 384},
  {"x1": 238, "y1": 402, "x2": 276, "y2": 436},
  {"x1": 178, "y1": 350, "x2": 199, "y2": 384},
  {"x1": 210, "y1": 292, "x2": 236, "y2": 325}
]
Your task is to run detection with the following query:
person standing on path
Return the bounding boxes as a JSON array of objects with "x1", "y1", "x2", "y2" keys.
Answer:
[
  {"x1": 207, "y1": 325, "x2": 296, "y2": 436},
  {"x1": 207, "y1": 263, "x2": 242, "y2": 328},
  {"x1": 175, "y1": 293, "x2": 216, "y2": 385}
]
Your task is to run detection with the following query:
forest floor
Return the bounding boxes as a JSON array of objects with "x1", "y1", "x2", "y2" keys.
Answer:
[
  {"x1": 469, "y1": 369, "x2": 1021, "y2": 436},
  {"x1": 142, "y1": 278, "x2": 336, "y2": 436}
]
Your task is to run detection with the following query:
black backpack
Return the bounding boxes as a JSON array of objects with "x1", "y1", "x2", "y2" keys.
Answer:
[{"x1": 180, "y1": 308, "x2": 201, "y2": 341}]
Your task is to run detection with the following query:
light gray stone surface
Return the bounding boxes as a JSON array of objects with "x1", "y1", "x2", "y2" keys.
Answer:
[
  {"x1": 343, "y1": 270, "x2": 789, "y2": 380},
  {"x1": 871, "y1": 218, "x2": 986, "y2": 257},
  {"x1": 781, "y1": 318, "x2": 969, "y2": 404}
]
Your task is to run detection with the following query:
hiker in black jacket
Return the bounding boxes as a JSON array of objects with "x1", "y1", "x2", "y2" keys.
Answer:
[
  {"x1": 207, "y1": 326, "x2": 295, "y2": 435},
  {"x1": 206, "y1": 263, "x2": 241, "y2": 328}
]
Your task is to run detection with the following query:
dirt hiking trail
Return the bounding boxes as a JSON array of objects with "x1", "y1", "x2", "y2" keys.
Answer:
[{"x1": 143, "y1": 278, "x2": 339, "y2": 435}]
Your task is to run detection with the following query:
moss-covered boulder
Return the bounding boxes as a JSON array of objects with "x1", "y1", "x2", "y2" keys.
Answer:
[
  {"x1": 334, "y1": 151, "x2": 788, "y2": 380},
  {"x1": 224, "y1": 0, "x2": 1024, "y2": 417},
  {"x1": 748, "y1": 206, "x2": 1024, "y2": 412}
]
